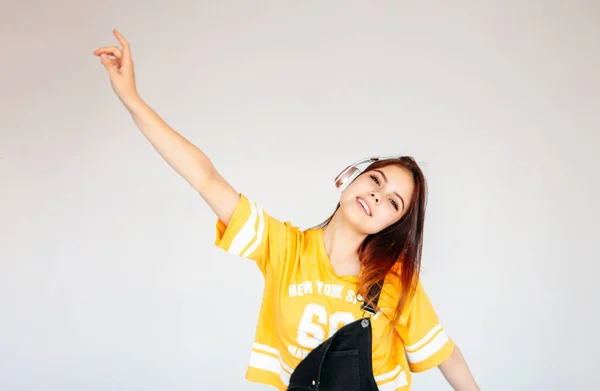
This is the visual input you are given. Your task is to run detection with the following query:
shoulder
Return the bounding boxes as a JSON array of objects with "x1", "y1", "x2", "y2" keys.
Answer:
[{"x1": 378, "y1": 264, "x2": 426, "y2": 315}]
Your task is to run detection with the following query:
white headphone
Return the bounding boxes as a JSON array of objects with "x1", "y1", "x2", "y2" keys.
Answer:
[{"x1": 334, "y1": 156, "x2": 398, "y2": 192}]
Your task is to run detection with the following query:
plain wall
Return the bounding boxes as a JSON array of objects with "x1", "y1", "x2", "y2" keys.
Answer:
[{"x1": 1, "y1": 1, "x2": 598, "y2": 390}]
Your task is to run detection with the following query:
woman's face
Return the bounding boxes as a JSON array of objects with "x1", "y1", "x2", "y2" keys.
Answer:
[{"x1": 339, "y1": 164, "x2": 415, "y2": 235}]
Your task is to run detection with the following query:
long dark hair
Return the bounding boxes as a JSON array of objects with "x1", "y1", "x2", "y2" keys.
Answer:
[{"x1": 314, "y1": 157, "x2": 428, "y2": 332}]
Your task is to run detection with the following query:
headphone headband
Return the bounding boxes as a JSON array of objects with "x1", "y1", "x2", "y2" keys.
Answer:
[{"x1": 334, "y1": 156, "x2": 398, "y2": 192}]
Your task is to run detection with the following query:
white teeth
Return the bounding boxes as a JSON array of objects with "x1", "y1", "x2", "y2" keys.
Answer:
[{"x1": 358, "y1": 198, "x2": 371, "y2": 216}]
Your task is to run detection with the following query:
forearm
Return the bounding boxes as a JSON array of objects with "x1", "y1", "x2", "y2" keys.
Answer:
[
  {"x1": 438, "y1": 345, "x2": 480, "y2": 391},
  {"x1": 124, "y1": 96, "x2": 216, "y2": 191}
]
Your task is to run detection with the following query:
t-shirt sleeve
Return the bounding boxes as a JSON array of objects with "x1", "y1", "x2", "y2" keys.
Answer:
[
  {"x1": 396, "y1": 281, "x2": 456, "y2": 372},
  {"x1": 214, "y1": 193, "x2": 296, "y2": 276}
]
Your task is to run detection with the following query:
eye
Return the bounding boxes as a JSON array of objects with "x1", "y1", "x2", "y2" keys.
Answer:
[
  {"x1": 370, "y1": 175, "x2": 380, "y2": 186},
  {"x1": 390, "y1": 199, "x2": 399, "y2": 211}
]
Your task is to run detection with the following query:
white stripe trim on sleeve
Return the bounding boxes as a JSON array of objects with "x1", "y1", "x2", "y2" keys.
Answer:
[
  {"x1": 405, "y1": 324, "x2": 443, "y2": 351},
  {"x1": 241, "y1": 203, "x2": 265, "y2": 258},
  {"x1": 405, "y1": 328, "x2": 450, "y2": 364},
  {"x1": 228, "y1": 200, "x2": 260, "y2": 256}
]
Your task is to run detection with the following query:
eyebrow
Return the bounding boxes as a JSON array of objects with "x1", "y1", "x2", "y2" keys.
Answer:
[{"x1": 373, "y1": 169, "x2": 405, "y2": 211}]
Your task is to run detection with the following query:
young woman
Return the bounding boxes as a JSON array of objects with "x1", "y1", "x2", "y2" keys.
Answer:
[{"x1": 94, "y1": 29, "x2": 480, "y2": 391}]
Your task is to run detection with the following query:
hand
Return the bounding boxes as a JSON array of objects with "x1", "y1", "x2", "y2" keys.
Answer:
[{"x1": 94, "y1": 29, "x2": 139, "y2": 105}]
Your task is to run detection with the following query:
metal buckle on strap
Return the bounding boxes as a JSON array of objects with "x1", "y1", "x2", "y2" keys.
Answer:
[{"x1": 360, "y1": 302, "x2": 377, "y2": 316}]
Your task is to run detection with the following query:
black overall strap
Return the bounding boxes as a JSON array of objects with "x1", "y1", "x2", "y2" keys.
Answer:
[{"x1": 360, "y1": 280, "x2": 383, "y2": 316}]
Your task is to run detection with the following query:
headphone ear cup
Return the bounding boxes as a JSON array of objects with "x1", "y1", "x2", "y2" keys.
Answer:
[
  {"x1": 334, "y1": 156, "x2": 382, "y2": 192},
  {"x1": 335, "y1": 166, "x2": 360, "y2": 192}
]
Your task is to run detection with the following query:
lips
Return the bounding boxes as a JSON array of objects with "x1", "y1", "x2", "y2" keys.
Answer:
[{"x1": 357, "y1": 197, "x2": 372, "y2": 216}]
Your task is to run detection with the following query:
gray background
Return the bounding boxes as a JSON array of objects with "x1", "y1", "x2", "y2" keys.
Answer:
[{"x1": 1, "y1": 1, "x2": 598, "y2": 390}]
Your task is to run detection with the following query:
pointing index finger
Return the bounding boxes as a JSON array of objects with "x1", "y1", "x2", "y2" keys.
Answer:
[
  {"x1": 113, "y1": 29, "x2": 132, "y2": 61},
  {"x1": 113, "y1": 29, "x2": 129, "y2": 47}
]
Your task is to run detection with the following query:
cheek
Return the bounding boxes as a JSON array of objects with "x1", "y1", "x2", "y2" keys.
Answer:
[
  {"x1": 339, "y1": 197, "x2": 360, "y2": 219},
  {"x1": 339, "y1": 195, "x2": 354, "y2": 210},
  {"x1": 379, "y1": 208, "x2": 400, "y2": 227}
]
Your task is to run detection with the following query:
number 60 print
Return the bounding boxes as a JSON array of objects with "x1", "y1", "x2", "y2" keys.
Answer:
[{"x1": 296, "y1": 303, "x2": 356, "y2": 348}]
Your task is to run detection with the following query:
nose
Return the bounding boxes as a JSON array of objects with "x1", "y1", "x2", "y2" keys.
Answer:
[{"x1": 370, "y1": 191, "x2": 380, "y2": 204}]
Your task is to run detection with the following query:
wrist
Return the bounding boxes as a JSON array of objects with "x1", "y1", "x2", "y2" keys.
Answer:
[{"x1": 122, "y1": 93, "x2": 145, "y2": 112}]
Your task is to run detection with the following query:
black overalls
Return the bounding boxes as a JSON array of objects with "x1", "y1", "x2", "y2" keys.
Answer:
[{"x1": 287, "y1": 282, "x2": 383, "y2": 391}]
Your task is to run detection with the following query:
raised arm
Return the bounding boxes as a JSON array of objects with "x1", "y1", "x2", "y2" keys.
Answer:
[{"x1": 94, "y1": 29, "x2": 239, "y2": 225}]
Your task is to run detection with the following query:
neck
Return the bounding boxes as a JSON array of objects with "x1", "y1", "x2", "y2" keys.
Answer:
[{"x1": 321, "y1": 212, "x2": 367, "y2": 274}]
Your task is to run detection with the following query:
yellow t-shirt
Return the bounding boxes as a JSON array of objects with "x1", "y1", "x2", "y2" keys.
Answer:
[{"x1": 215, "y1": 194, "x2": 455, "y2": 391}]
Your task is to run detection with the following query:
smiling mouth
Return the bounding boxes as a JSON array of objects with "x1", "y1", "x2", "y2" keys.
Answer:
[{"x1": 357, "y1": 198, "x2": 372, "y2": 216}]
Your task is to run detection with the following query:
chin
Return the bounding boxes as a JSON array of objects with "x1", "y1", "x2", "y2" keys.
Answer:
[{"x1": 339, "y1": 207, "x2": 379, "y2": 235}]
